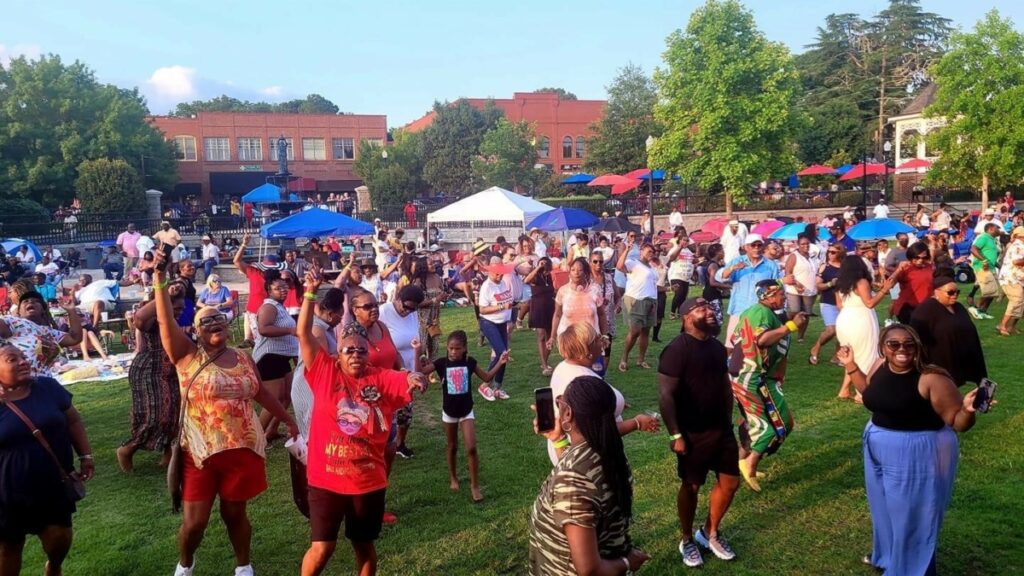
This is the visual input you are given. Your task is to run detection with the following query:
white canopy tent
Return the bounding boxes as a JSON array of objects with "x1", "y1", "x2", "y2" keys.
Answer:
[{"x1": 426, "y1": 186, "x2": 554, "y2": 229}]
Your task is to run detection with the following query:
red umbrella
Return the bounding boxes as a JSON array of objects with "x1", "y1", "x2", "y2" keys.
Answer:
[
  {"x1": 896, "y1": 158, "x2": 932, "y2": 170},
  {"x1": 838, "y1": 163, "x2": 888, "y2": 181},
  {"x1": 623, "y1": 168, "x2": 652, "y2": 180},
  {"x1": 797, "y1": 164, "x2": 838, "y2": 176},
  {"x1": 610, "y1": 180, "x2": 642, "y2": 195},
  {"x1": 689, "y1": 230, "x2": 720, "y2": 243},
  {"x1": 587, "y1": 174, "x2": 636, "y2": 187},
  {"x1": 701, "y1": 217, "x2": 731, "y2": 237}
]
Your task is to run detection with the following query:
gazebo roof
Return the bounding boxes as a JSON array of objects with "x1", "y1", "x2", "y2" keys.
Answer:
[{"x1": 897, "y1": 83, "x2": 938, "y2": 117}]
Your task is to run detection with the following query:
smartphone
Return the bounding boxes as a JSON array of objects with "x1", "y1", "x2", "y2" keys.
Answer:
[
  {"x1": 156, "y1": 243, "x2": 174, "y2": 272},
  {"x1": 974, "y1": 378, "x2": 997, "y2": 413},
  {"x1": 535, "y1": 387, "x2": 556, "y2": 433}
]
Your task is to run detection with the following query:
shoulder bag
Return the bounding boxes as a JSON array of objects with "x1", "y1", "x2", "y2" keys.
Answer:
[
  {"x1": 167, "y1": 348, "x2": 226, "y2": 513},
  {"x1": 2, "y1": 399, "x2": 86, "y2": 502}
]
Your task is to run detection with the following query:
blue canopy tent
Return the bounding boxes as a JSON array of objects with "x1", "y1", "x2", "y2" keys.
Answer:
[
  {"x1": 525, "y1": 207, "x2": 599, "y2": 232},
  {"x1": 242, "y1": 183, "x2": 300, "y2": 204},
  {"x1": 835, "y1": 164, "x2": 854, "y2": 175},
  {"x1": 2, "y1": 238, "x2": 42, "y2": 260},
  {"x1": 259, "y1": 208, "x2": 373, "y2": 239},
  {"x1": 561, "y1": 173, "x2": 595, "y2": 185},
  {"x1": 848, "y1": 219, "x2": 916, "y2": 241}
]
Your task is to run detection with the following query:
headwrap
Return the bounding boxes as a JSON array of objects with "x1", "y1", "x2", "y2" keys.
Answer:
[
  {"x1": 756, "y1": 280, "x2": 784, "y2": 301},
  {"x1": 342, "y1": 322, "x2": 368, "y2": 340}
]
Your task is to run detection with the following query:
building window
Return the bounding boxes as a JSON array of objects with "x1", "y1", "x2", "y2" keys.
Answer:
[
  {"x1": 538, "y1": 136, "x2": 550, "y2": 159},
  {"x1": 302, "y1": 138, "x2": 327, "y2": 161},
  {"x1": 332, "y1": 138, "x2": 355, "y2": 160},
  {"x1": 269, "y1": 138, "x2": 295, "y2": 161},
  {"x1": 204, "y1": 137, "x2": 230, "y2": 161},
  {"x1": 562, "y1": 136, "x2": 573, "y2": 159},
  {"x1": 173, "y1": 136, "x2": 197, "y2": 161},
  {"x1": 237, "y1": 137, "x2": 263, "y2": 161},
  {"x1": 362, "y1": 138, "x2": 385, "y2": 149},
  {"x1": 575, "y1": 136, "x2": 586, "y2": 159}
]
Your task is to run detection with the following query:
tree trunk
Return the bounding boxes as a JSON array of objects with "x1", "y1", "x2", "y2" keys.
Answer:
[
  {"x1": 724, "y1": 189, "x2": 733, "y2": 218},
  {"x1": 981, "y1": 173, "x2": 989, "y2": 211}
]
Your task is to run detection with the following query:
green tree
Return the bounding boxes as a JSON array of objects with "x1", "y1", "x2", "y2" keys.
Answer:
[
  {"x1": 471, "y1": 119, "x2": 538, "y2": 192},
  {"x1": 533, "y1": 87, "x2": 578, "y2": 100},
  {"x1": 172, "y1": 93, "x2": 343, "y2": 116},
  {"x1": 651, "y1": 0, "x2": 800, "y2": 215},
  {"x1": 0, "y1": 54, "x2": 177, "y2": 208},
  {"x1": 925, "y1": 10, "x2": 1024, "y2": 208},
  {"x1": 75, "y1": 158, "x2": 146, "y2": 214},
  {"x1": 353, "y1": 129, "x2": 427, "y2": 206},
  {"x1": 584, "y1": 64, "x2": 661, "y2": 175},
  {"x1": 420, "y1": 100, "x2": 503, "y2": 195}
]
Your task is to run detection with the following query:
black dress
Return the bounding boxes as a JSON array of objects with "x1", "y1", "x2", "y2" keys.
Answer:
[
  {"x1": 529, "y1": 273, "x2": 556, "y2": 333},
  {"x1": 123, "y1": 322, "x2": 180, "y2": 451},
  {"x1": 910, "y1": 298, "x2": 987, "y2": 387}
]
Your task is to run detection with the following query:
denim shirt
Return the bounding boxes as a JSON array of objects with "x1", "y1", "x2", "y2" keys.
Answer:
[{"x1": 715, "y1": 255, "x2": 782, "y2": 315}]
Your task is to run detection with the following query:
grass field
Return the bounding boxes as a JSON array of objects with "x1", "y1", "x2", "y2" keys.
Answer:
[{"x1": 19, "y1": 296, "x2": 1023, "y2": 575}]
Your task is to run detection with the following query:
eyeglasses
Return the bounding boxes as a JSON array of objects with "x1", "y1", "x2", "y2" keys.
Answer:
[
  {"x1": 198, "y1": 313, "x2": 228, "y2": 327},
  {"x1": 748, "y1": 242, "x2": 764, "y2": 248},
  {"x1": 590, "y1": 259, "x2": 603, "y2": 264},
  {"x1": 340, "y1": 346, "x2": 368, "y2": 356},
  {"x1": 353, "y1": 303, "x2": 379, "y2": 311},
  {"x1": 884, "y1": 340, "x2": 917, "y2": 352},
  {"x1": 401, "y1": 300, "x2": 418, "y2": 311},
  {"x1": 944, "y1": 288, "x2": 960, "y2": 296}
]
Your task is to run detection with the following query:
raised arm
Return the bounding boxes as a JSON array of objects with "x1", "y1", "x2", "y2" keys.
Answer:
[
  {"x1": 233, "y1": 233, "x2": 252, "y2": 273},
  {"x1": 58, "y1": 301, "x2": 83, "y2": 347},
  {"x1": 616, "y1": 243, "x2": 631, "y2": 273},
  {"x1": 297, "y1": 269, "x2": 322, "y2": 368},
  {"x1": 152, "y1": 252, "x2": 197, "y2": 365}
]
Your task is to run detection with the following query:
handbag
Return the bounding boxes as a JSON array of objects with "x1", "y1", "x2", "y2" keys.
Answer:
[
  {"x1": 427, "y1": 322, "x2": 442, "y2": 338},
  {"x1": 167, "y1": 348, "x2": 226, "y2": 513},
  {"x1": 2, "y1": 399, "x2": 86, "y2": 502}
]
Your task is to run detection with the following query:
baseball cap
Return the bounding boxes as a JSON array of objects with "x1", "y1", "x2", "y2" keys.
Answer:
[
  {"x1": 678, "y1": 297, "x2": 708, "y2": 317},
  {"x1": 745, "y1": 233, "x2": 764, "y2": 245},
  {"x1": 485, "y1": 255, "x2": 514, "y2": 275}
]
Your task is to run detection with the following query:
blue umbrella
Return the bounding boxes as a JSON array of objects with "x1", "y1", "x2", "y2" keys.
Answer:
[
  {"x1": 835, "y1": 163, "x2": 854, "y2": 175},
  {"x1": 848, "y1": 218, "x2": 916, "y2": 241},
  {"x1": 1, "y1": 238, "x2": 42, "y2": 260},
  {"x1": 769, "y1": 223, "x2": 833, "y2": 241},
  {"x1": 561, "y1": 173, "x2": 595, "y2": 185},
  {"x1": 526, "y1": 207, "x2": 600, "y2": 232}
]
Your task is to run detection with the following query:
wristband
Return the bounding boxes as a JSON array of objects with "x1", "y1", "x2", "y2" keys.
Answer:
[
  {"x1": 633, "y1": 416, "x2": 641, "y2": 432},
  {"x1": 668, "y1": 433, "x2": 683, "y2": 441},
  {"x1": 303, "y1": 292, "x2": 317, "y2": 301},
  {"x1": 785, "y1": 320, "x2": 799, "y2": 333},
  {"x1": 79, "y1": 454, "x2": 93, "y2": 460},
  {"x1": 621, "y1": 557, "x2": 632, "y2": 574},
  {"x1": 153, "y1": 280, "x2": 168, "y2": 291},
  {"x1": 553, "y1": 437, "x2": 570, "y2": 449}
]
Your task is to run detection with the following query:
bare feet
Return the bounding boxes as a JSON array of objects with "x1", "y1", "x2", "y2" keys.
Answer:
[
  {"x1": 637, "y1": 360, "x2": 651, "y2": 369},
  {"x1": 541, "y1": 366, "x2": 553, "y2": 377},
  {"x1": 116, "y1": 445, "x2": 134, "y2": 473},
  {"x1": 471, "y1": 487, "x2": 484, "y2": 503},
  {"x1": 618, "y1": 360, "x2": 628, "y2": 373},
  {"x1": 450, "y1": 478, "x2": 460, "y2": 492},
  {"x1": 159, "y1": 447, "x2": 172, "y2": 468}
]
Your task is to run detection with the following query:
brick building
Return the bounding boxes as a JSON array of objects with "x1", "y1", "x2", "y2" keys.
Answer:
[
  {"x1": 149, "y1": 111, "x2": 388, "y2": 205},
  {"x1": 403, "y1": 92, "x2": 606, "y2": 173}
]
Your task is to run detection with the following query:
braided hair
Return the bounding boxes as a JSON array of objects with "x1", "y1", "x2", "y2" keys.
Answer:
[{"x1": 563, "y1": 376, "x2": 633, "y2": 518}]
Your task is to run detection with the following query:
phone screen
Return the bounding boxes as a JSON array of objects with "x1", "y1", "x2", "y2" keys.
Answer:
[
  {"x1": 535, "y1": 387, "x2": 555, "y2": 433},
  {"x1": 974, "y1": 378, "x2": 996, "y2": 413},
  {"x1": 156, "y1": 243, "x2": 174, "y2": 271}
]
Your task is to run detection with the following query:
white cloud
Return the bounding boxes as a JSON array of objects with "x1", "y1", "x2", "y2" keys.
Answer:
[
  {"x1": 141, "y1": 65, "x2": 291, "y2": 114},
  {"x1": 0, "y1": 43, "x2": 42, "y2": 68},
  {"x1": 146, "y1": 65, "x2": 198, "y2": 100},
  {"x1": 260, "y1": 85, "x2": 284, "y2": 97}
]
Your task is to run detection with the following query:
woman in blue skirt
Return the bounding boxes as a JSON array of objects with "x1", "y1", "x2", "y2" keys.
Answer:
[{"x1": 838, "y1": 324, "x2": 990, "y2": 575}]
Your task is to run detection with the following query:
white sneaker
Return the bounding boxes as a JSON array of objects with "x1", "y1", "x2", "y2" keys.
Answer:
[
  {"x1": 679, "y1": 538, "x2": 703, "y2": 567},
  {"x1": 968, "y1": 306, "x2": 983, "y2": 320},
  {"x1": 495, "y1": 389, "x2": 510, "y2": 400},
  {"x1": 173, "y1": 562, "x2": 194, "y2": 576},
  {"x1": 695, "y1": 527, "x2": 736, "y2": 561},
  {"x1": 235, "y1": 565, "x2": 254, "y2": 576}
]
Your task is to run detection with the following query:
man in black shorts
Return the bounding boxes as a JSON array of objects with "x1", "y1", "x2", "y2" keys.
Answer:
[{"x1": 658, "y1": 297, "x2": 741, "y2": 568}]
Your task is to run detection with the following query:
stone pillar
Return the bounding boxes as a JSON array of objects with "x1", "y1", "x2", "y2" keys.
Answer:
[
  {"x1": 355, "y1": 185, "x2": 372, "y2": 213},
  {"x1": 145, "y1": 189, "x2": 163, "y2": 221}
]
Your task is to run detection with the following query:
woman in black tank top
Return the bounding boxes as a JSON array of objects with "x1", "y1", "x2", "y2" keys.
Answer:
[{"x1": 837, "y1": 325, "x2": 988, "y2": 574}]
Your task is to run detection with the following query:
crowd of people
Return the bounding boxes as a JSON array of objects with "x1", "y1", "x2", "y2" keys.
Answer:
[{"x1": 0, "y1": 199, "x2": 1007, "y2": 576}]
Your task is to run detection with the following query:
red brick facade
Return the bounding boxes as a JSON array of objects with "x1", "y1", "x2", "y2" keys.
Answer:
[
  {"x1": 404, "y1": 92, "x2": 606, "y2": 173},
  {"x1": 148, "y1": 112, "x2": 388, "y2": 204}
]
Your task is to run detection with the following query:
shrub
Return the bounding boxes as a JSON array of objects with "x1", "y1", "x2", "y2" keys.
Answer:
[{"x1": 75, "y1": 158, "x2": 146, "y2": 216}]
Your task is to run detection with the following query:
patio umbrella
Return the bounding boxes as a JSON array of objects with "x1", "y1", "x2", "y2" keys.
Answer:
[
  {"x1": 838, "y1": 163, "x2": 888, "y2": 181},
  {"x1": 847, "y1": 218, "x2": 916, "y2": 241},
  {"x1": 752, "y1": 219, "x2": 785, "y2": 236},
  {"x1": 592, "y1": 216, "x2": 641, "y2": 234},
  {"x1": 689, "y1": 230, "x2": 719, "y2": 243},
  {"x1": 835, "y1": 163, "x2": 855, "y2": 175},
  {"x1": 526, "y1": 207, "x2": 599, "y2": 232},
  {"x1": 561, "y1": 173, "x2": 595, "y2": 184},
  {"x1": 701, "y1": 217, "x2": 732, "y2": 237},
  {"x1": 587, "y1": 174, "x2": 636, "y2": 187},
  {"x1": 623, "y1": 168, "x2": 670, "y2": 180},
  {"x1": 610, "y1": 180, "x2": 642, "y2": 195},
  {"x1": 769, "y1": 223, "x2": 833, "y2": 241},
  {"x1": 798, "y1": 164, "x2": 838, "y2": 176},
  {"x1": 896, "y1": 158, "x2": 932, "y2": 170}
]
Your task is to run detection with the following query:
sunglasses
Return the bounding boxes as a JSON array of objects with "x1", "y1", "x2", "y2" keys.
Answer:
[
  {"x1": 340, "y1": 346, "x2": 368, "y2": 355},
  {"x1": 884, "y1": 340, "x2": 917, "y2": 352},
  {"x1": 401, "y1": 300, "x2": 418, "y2": 311},
  {"x1": 748, "y1": 242, "x2": 764, "y2": 248},
  {"x1": 913, "y1": 256, "x2": 931, "y2": 262},
  {"x1": 353, "y1": 303, "x2": 379, "y2": 311},
  {"x1": 198, "y1": 313, "x2": 228, "y2": 327},
  {"x1": 944, "y1": 288, "x2": 960, "y2": 296}
]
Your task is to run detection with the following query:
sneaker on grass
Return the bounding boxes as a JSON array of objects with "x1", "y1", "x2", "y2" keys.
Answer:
[
  {"x1": 478, "y1": 383, "x2": 496, "y2": 402},
  {"x1": 695, "y1": 527, "x2": 736, "y2": 561},
  {"x1": 174, "y1": 561, "x2": 194, "y2": 576},
  {"x1": 396, "y1": 444, "x2": 415, "y2": 459},
  {"x1": 968, "y1": 306, "x2": 983, "y2": 320},
  {"x1": 235, "y1": 565, "x2": 254, "y2": 576},
  {"x1": 495, "y1": 389, "x2": 510, "y2": 400},
  {"x1": 679, "y1": 538, "x2": 703, "y2": 567}
]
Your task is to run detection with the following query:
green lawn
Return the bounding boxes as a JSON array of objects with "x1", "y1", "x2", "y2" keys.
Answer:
[{"x1": 21, "y1": 297, "x2": 1023, "y2": 575}]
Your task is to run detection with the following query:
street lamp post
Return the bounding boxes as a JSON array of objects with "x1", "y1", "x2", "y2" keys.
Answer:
[
  {"x1": 882, "y1": 140, "x2": 893, "y2": 202},
  {"x1": 645, "y1": 135, "x2": 656, "y2": 239},
  {"x1": 862, "y1": 151, "x2": 869, "y2": 213}
]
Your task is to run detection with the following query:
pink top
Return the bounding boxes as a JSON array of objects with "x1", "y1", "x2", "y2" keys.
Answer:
[{"x1": 555, "y1": 282, "x2": 603, "y2": 335}]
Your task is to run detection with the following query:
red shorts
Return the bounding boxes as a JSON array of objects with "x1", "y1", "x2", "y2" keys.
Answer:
[{"x1": 183, "y1": 448, "x2": 267, "y2": 502}]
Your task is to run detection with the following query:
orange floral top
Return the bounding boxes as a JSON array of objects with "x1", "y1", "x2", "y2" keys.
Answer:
[{"x1": 177, "y1": 349, "x2": 266, "y2": 468}]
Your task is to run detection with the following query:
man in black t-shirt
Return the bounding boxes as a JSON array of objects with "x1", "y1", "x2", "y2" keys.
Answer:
[{"x1": 657, "y1": 298, "x2": 741, "y2": 568}]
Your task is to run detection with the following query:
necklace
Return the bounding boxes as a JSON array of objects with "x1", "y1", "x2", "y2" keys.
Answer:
[{"x1": 367, "y1": 322, "x2": 383, "y2": 352}]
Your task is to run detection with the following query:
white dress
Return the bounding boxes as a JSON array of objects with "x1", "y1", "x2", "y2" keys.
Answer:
[{"x1": 835, "y1": 291, "x2": 879, "y2": 372}]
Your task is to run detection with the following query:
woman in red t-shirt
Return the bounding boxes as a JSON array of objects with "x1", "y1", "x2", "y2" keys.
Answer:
[
  {"x1": 297, "y1": 271, "x2": 426, "y2": 576},
  {"x1": 890, "y1": 243, "x2": 935, "y2": 324}
]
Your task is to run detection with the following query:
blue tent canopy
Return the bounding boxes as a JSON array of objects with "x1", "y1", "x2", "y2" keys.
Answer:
[
  {"x1": 2, "y1": 238, "x2": 42, "y2": 260},
  {"x1": 526, "y1": 207, "x2": 599, "y2": 232},
  {"x1": 835, "y1": 164, "x2": 854, "y2": 175},
  {"x1": 561, "y1": 173, "x2": 595, "y2": 185},
  {"x1": 848, "y1": 218, "x2": 916, "y2": 241},
  {"x1": 259, "y1": 208, "x2": 373, "y2": 239},
  {"x1": 242, "y1": 183, "x2": 300, "y2": 204}
]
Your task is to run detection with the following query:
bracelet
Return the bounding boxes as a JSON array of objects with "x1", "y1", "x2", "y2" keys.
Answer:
[
  {"x1": 785, "y1": 320, "x2": 799, "y2": 333},
  {"x1": 553, "y1": 436, "x2": 570, "y2": 449},
  {"x1": 668, "y1": 432, "x2": 683, "y2": 441},
  {"x1": 79, "y1": 454, "x2": 93, "y2": 460},
  {"x1": 153, "y1": 280, "x2": 168, "y2": 290},
  {"x1": 846, "y1": 368, "x2": 859, "y2": 375},
  {"x1": 621, "y1": 556, "x2": 631, "y2": 574},
  {"x1": 633, "y1": 416, "x2": 641, "y2": 432},
  {"x1": 303, "y1": 292, "x2": 317, "y2": 301}
]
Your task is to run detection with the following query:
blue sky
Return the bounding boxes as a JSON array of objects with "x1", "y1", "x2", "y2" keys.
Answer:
[{"x1": 3, "y1": 0, "x2": 1022, "y2": 126}]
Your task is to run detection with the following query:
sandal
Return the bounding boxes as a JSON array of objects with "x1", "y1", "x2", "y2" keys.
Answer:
[
  {"x1": 637, "y1": 361, "x2": 651, "y2": 369},
  {"x1": 618, "y1": 361, "x2": 628, "y2": 373},
  {"x1": 808, "y1": 355, "x2": 819, "y2": 365},
  {"x1": 996, "y1": 328, "x2": 1011, "y2": 337},
  {"x1": 541, "y1": 367, "x2": 553, "y2": 377}
]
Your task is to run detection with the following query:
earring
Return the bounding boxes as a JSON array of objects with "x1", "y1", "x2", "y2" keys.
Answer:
[{"x1": 561, "y1": 422, "x2": 574, "y2": 433}]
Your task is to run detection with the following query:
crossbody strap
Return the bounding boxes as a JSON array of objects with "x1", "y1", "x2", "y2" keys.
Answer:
[
  {"x1": 2, "y1": 398, "x2": 74, "y2": 483},
  {"x1": 175, "y1": 347, "x2": 228, "y2": 445}
]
